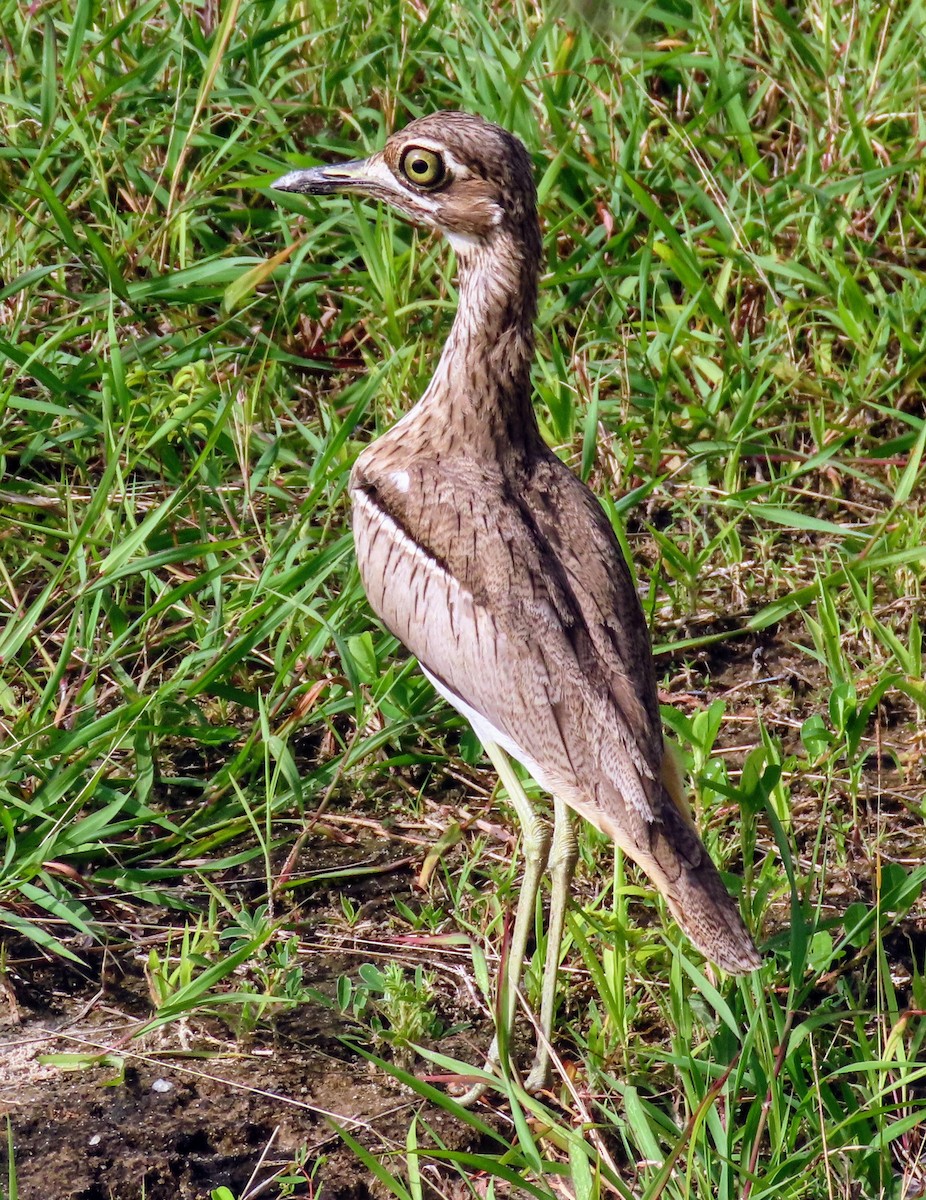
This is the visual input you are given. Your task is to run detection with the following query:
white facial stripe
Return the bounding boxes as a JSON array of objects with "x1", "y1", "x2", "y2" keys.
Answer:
[
  {"x1": 390, "y1": 470, "x2": 410, "y2": 493},
  {"x1": 364, "y1": 156, "x2": 401, "y2": 186},
  {"x1": 402, "y1": 141, "x2": 472, "y2": 180}
]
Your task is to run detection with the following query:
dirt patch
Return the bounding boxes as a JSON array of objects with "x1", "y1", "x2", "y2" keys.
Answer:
[
  {"x1": 1, "y1": 948, "x2": 498, "y2": 1200},
  {"x1": 4, "y1": 1015, "x2": 424, "y2": 1199},
  {"x1": 3, "y1": 1022, "x2": 400, "y2": 1200},
  {"x1": 0, "y1": 834, "x2": 496, "y2": 1200}
]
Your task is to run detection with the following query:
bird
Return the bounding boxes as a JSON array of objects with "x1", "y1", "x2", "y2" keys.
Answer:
[{"x1": 273, "y1": 111, "x2": 761, "y2": 1101}]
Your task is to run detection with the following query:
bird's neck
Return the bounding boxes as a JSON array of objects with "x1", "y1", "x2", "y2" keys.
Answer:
[{"x1": 413, "y1": 225, "x2": 543, "y2": 457}]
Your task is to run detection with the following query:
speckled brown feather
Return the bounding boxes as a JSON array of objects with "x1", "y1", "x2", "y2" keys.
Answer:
[{"x1": 303, "y1": 112, "x2": 761, "y2": 973}]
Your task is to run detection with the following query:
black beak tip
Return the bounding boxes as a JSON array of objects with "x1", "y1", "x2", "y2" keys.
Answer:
[
  {"x1": 272, "y1": 159, "x2": 370, "y2": 196},
  {"x1": 272, "y1": 169, "x2": 316, "y2": 194}
]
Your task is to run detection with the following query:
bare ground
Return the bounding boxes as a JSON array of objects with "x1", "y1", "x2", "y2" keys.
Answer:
[{"x1": 1, "y1": 882, "x2": 497, "y2": 1200}]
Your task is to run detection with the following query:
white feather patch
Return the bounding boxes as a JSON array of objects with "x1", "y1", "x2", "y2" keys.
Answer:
[
  {"x1": 420, "y1": 666, "x2": 560, "y2": 794},
  {"x1": 351, "y1": 483, "x2": 455, "y2": 587},
  {"x1": 445, "y1": 229, "x2": 483, "y2": 254}
]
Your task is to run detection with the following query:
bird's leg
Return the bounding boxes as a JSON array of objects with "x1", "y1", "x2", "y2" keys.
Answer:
[
  {"x1": 524, "y1": 795, "x2": 577, "y2": 1094},
  {"x1": 457, "y1": 739, "x2": 550, "y2": 1108}
]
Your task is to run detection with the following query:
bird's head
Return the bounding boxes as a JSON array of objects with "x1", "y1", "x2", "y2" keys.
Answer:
[{"x1": 273, "y1": 112, "x2": 538, "y2": 254}]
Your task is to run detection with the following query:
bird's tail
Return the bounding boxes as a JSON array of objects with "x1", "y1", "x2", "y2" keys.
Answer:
[{"x1": 649, "y1": 746, "x2": 762, "y2": 974}]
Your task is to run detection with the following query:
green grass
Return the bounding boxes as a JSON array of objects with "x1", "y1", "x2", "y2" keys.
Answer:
[{"x1": 2, "y1": 0, "x2": 926, "y2": 1196}]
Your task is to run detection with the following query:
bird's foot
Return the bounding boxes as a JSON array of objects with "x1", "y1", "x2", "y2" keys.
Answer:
[
  {"x1": 453, "y1": 1036, "x2": 500, "y2": 1108},
  {"x1": 452, "y1": 1039, "x2": 552, "y2": 1108},
  {"x1": 521, "y1": 1056, "x2": 552, "y2": 1096},
  {"x1": 455, "y1": 1078, "x2": 490, "y2": 1108}
]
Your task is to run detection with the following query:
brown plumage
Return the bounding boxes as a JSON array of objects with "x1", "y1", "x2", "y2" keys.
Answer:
[{"x1": 274, "y1": 112, "x2": 760, "y2": 1089}]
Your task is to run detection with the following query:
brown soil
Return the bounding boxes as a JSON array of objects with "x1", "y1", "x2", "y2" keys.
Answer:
[
  {"x1": 3, "y1": 1016, "x2": 425, "y2": 1200},
  {"x1": 0, "y1": 854, "x2": 496, "y2": 1200}
]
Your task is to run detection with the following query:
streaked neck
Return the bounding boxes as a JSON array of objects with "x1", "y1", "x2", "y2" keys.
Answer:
[{"x1": 414, "y1": 224, "x2": 543, "y2": 456}]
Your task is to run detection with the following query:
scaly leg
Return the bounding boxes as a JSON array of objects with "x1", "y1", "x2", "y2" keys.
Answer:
[
  {"x1": 457, "y1": 740, "x2": 550, "y2": 1107},
  {"x1": 524, "y1": 795, "x2": 577, "y2": 1094}
]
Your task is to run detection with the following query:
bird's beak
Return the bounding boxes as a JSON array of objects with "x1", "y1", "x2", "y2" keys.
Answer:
[
  {"x1": 272, "y1": 159, "x2": 371, "y2": 196},
  {"x1": 272, "y1": 151, "x2": 437, "y2": 227}
]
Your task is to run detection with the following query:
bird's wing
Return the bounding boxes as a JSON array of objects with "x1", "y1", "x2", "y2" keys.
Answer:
[{"x1": 350, "y1": 451, "x2": 685, "y2": 850}]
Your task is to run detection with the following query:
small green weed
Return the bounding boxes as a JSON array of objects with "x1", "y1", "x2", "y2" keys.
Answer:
[{"x1": 337, "y1": 962, "x2": 443, "y2": 1070}]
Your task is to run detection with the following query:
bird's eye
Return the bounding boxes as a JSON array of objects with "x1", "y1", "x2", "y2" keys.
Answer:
[{"x1": 399, "y1": 146, "x2": 447, "y2": 190}]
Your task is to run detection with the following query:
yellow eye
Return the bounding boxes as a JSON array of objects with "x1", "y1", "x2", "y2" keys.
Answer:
[{"x1": 400, "y1": 146, "x2": 446, "y2": 190}]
